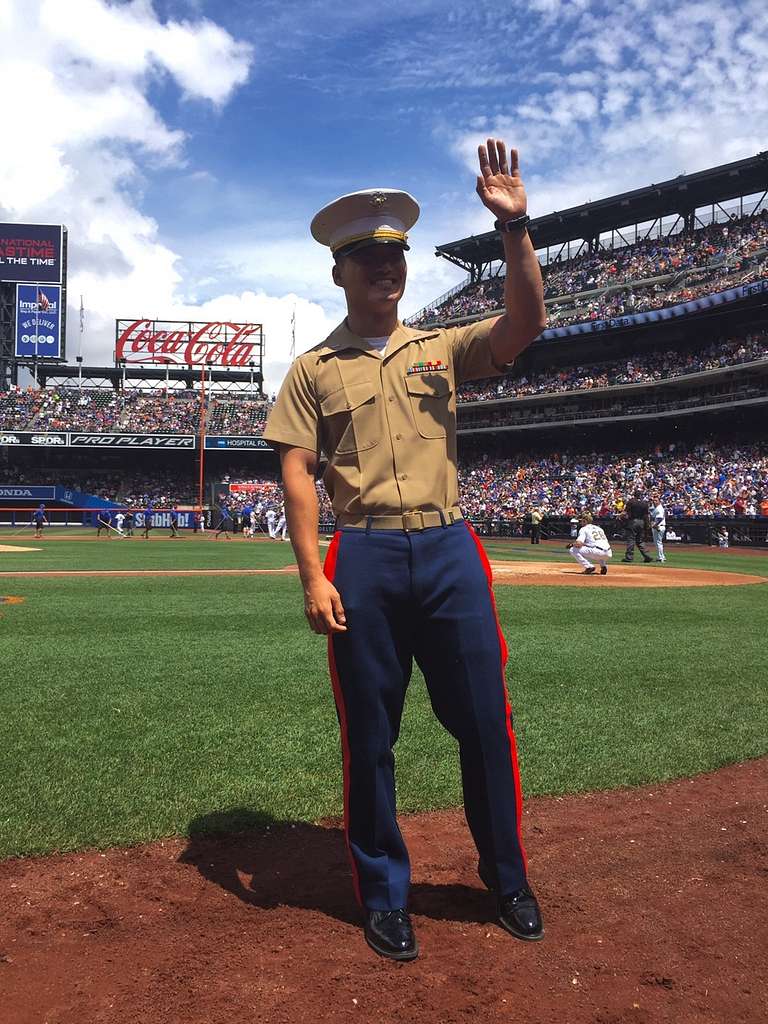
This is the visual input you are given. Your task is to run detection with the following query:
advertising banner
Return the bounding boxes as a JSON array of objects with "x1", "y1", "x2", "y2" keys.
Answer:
[
  {"x1": 0, "y1": 431, "x2": 67, "y2": 448},
  {"x1": 0, "y1": 224, "x2": 63, "y2": 283},
  {"x1": 0, "y1": 485, "x2": 57, "y2": 500},
  {"x1": 15, "y1": 284, "x2": 63, "y2": 359},
  {"x1": 542, "y1": 277, "x2": 768, "y2": 340},
  {"x1": 68, "y1": 433, "x2": 195, "y2": 449},
  {"x1": 204, "y1": 435, "x2": 273, "y2": 451},
  {"x1": 114, "y1": 318, "x2": 263, "y2": 367}
]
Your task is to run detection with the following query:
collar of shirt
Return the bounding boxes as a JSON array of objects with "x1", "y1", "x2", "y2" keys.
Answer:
[{"x1": 315, "y1": 320, "x2": 440, "y2": 362}]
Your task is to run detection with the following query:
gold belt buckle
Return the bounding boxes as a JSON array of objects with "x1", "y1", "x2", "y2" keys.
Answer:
[{"x1": 403, "y1": 509, "x2": 425, "y2": 531}]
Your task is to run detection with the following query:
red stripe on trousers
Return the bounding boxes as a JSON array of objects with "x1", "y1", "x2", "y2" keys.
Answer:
[
  {"x1": 323, "y1": 531, "x2": 363, "y2": 906},
  {"x1": 464, "y1": 522, "x2": 529, "y2": 875}
]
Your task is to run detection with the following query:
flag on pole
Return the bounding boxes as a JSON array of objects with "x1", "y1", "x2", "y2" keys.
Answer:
[{"x1": 79, "y1": 295, "x2": 85, "y2": 333}]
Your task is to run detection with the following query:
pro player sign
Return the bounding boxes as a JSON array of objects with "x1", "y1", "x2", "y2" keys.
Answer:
[{"x1": 15, "y1": 284, "x2": 63, "y2": 359}]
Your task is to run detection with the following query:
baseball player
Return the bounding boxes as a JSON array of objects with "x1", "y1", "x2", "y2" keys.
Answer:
[
  {"x1": 276, "y1": 505, "x2": 289, "y2": 541},
  {"x1": 114, "y1": 511, "x2": 126, "y2": 536},
  {"x1": 529, "y1": 506, "x2": 543, "y2": 544},
  {"x1": 568, "y1": 512, "x2": 612, "y2": 574},
  {"x1": 169, "y1": 505, "x2": 180, "y2": 538},
  {"x1": 264, "y1": 139, "x2": 547, "y2": 961},
  {"x1": 650, "y1": 494, "x2": 666, "y2": 563},
  {"x1": 265, "y1": 506, "x2": 277, "y2": 538}
]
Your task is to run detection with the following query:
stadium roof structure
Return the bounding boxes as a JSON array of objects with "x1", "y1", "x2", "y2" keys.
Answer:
[
  {"x1": 37, "y1": 363, "x2": 263, "y2": 392},
  {"x1": 435, "y1": 152, "x2": 768, "y2": 275}
]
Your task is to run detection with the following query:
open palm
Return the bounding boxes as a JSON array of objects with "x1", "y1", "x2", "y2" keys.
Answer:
[{"x1": 476, "y1": 138, "x2": 527, "y2": 221}]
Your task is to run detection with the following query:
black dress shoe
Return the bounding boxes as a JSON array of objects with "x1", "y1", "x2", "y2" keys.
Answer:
[
  {"x1": 364, "y1": 909, "x2": 418, "y2": 961},
  {"x1": 497, "y1": 886, "x2": 544, "y2": 941},
  {"x1": 478, "y1": 862, "x2": 544, "y2": 941}
]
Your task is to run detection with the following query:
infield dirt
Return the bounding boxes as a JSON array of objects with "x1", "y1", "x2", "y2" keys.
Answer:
[{"x1": 1, "y1": 758, "x2": 766, "y2": 1024}]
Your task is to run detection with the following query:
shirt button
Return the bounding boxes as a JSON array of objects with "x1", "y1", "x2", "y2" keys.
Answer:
[
  {"x1": 388, "y1": 395, "x2": 394, "y2": 403},
  {"x1": 395, "y1": 433, "x2": 402, "y2": 440},
  {"x1": 400, "y1": 473, "x2": 407, "y2": 480}
]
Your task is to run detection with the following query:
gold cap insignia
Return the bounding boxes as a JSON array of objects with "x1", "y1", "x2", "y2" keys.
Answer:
[{"x1": 368, "y1": 192, "x2": 387, "y2": 209}]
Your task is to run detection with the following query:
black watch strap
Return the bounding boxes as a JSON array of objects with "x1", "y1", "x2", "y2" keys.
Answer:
[{"x1": 494, "y1": 214, "x2": 530, "y2": 234}]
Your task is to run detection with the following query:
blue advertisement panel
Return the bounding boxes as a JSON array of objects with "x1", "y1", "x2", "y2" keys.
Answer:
[
  {"x1": 205, "y1": 435, "x2": 273, "y2": 450},
  {"x1": 0, "y1": 485, "x2": 57, "y2": 501},
  {"x1": 0, "y1": 224, "x2": 63, "y2": 283},
  {"x1": 15, "y1": 284, "x2": 62, "y2": 358}
]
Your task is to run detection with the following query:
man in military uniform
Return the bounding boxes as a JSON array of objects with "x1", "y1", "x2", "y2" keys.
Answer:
[{"x1": 264, "y1": 139, "x2": 547, "y2": 961}]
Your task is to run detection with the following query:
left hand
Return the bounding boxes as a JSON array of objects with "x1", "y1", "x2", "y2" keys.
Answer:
[{"x1": 476, "y1": 138, "x2": 527, "y2": 221}]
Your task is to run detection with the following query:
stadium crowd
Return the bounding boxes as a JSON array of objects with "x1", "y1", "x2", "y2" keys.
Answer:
[
  {"x1": 457, "y1": 443, "x2": 768, "y2": 521},
  {"x1": 0, "y1": 389, "x2": 278, "y2": 435},
  {"x1": 207, "y1": 398, "x2": 271, "y2": 434},
  {"x1": 4, "y1": 442, "x2": 766, "y2": 528},
  {"x1": 3, "y1": 330, "x2": 765, "y2": 436},
  {"x1": 457, "y1": 331, "x2": 768, "y2": 402},
  {"x1": 410, "y1": 212, "x2": 768, "y2": 327}
]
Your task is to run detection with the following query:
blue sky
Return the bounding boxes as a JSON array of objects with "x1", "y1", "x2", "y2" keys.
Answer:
[{"x1": 1, "y1": 0, "x2": 766, "y2": 389}]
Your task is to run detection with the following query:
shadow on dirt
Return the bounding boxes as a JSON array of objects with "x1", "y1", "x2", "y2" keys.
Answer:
[{"x1": 180, "y1": 808, "x2": 491, "y2": 927}]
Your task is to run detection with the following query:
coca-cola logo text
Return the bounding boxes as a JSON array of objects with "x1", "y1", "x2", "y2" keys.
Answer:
[{"x1": 115, "y1": 320, "x2": 261, "y2": 367}]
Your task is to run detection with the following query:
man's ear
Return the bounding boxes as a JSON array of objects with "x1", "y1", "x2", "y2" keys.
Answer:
[{"x1": 332, "y1": 261, "x2": 343, "y2": 287}]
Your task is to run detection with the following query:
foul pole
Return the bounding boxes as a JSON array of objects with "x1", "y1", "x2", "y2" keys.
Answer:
[{"x1": 197, "y1": 361, "x2": 207, "y2": 513}]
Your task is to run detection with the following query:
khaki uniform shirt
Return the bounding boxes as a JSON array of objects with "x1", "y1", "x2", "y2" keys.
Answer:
[{"x1": 263, "y1": 318, "x2": 506, "y2": 517}]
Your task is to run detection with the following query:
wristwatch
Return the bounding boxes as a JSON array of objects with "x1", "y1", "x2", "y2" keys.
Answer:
[{"x1": 494, "y1": 214, "x2": 530, "y2": 234}]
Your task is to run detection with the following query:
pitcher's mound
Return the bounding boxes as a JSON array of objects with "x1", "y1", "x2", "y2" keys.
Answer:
[{"x1": 489, "y1": 560, "x2": 767, "y2": 587}]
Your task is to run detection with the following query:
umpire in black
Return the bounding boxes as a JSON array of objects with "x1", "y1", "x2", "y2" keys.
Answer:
[{"x1": 621, "y1": 490, "x2": 653, "y2": 563}]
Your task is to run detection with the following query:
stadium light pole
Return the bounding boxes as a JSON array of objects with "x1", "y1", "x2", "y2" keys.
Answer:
[{"x1": 198, "y1": 359, "x2": 207, "y2": 514}]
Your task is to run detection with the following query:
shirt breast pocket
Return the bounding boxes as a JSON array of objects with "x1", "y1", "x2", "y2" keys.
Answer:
[
  {"x1": 320, "y1": 381, "x2": 379, "y2": 455},
  {"x1": 405, "y1": 373, "x2": 452, "y2": 439}
]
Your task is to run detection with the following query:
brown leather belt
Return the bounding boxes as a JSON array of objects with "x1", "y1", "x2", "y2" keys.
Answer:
[{"x1": 336, "y1": 506, "x2": 464, "y2": 532}]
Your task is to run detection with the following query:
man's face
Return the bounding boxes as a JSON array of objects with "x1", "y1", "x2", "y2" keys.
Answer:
[{"x1": 332, "y1": 243, "x2": 407, "y2": 314}]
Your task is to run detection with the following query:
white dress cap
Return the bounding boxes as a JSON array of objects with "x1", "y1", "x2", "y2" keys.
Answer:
[{"x1": 311, "y1": 188, "x2": 420, "y2": 256}]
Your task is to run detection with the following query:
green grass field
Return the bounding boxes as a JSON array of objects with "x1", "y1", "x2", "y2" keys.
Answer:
[{"x1": 1, "y1": 532, "x2": 767, "y2": 859}]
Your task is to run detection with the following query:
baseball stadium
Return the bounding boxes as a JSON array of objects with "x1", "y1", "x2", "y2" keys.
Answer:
[{"x1": 2, "y1": 140, "x2": 768, "y2": 1024}]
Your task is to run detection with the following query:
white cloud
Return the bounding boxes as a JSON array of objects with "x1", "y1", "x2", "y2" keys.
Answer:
[
  {"x1": 39, "y1": 0, "x2": 251, "y2": 104},
  {"x1": 451, "y1": 0, "x2": 768, "y2": 230}
]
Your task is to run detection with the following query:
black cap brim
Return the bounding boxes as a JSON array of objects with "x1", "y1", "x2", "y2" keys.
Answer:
[{"x1": 334, "y1": 237, "x2": 410, "y2": 259}]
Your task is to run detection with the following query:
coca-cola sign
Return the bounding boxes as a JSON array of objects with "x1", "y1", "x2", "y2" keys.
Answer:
[{"x1": 114, "y1": 319, "x2": 262, "y2": 367}]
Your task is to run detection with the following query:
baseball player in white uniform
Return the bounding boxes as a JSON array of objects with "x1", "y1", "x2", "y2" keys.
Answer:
[
  {"x1": 650, "y1": 495, "x2": 666, "y2": 563},
  {"x1": 114, "y1": 511, "x2": 126, "y2": 536},
  {"x1": 276, "y1": 505, "x2": 289, "y2": 541},
  {"x1": 266, "y1": 507, "x2": 277, "y2": 538},
  {"x1": 569, "y1": 512, "x2": 612, "y2": 575}
]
